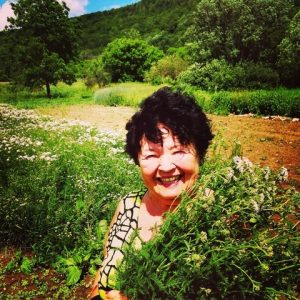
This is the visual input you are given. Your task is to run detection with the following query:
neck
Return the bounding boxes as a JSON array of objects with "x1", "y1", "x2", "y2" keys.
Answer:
[{"x1": 144, "y1": 191, "x2": 179, "y2": 216}]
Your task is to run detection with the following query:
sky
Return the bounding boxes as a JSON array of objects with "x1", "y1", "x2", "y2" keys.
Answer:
[{"x1": 0, "y1": 0, "x2": 140, "y2": 30}]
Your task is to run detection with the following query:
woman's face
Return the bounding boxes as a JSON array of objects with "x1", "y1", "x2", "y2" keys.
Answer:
[{"x1": 138, "y1": 124, "x2": 200, "y2": 206}]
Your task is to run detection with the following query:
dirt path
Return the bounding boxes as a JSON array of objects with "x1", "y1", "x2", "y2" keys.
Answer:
[{"x1": 37, "y1": 104, "x2": 300, "y2": 188}]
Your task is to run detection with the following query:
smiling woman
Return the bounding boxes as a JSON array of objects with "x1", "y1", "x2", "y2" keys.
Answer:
[{"x1": 89, "y1": 87, "x2": 214, "y2": 300}]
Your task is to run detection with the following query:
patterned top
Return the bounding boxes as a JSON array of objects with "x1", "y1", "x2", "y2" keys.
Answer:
[{"x1": 98, "y1": 190, "x2": 146, "y2": 296}]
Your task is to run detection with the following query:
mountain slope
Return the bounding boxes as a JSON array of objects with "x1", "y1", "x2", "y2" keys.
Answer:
[{"x1": 75, "y1": 0, "x2": 197, "y2": 56}]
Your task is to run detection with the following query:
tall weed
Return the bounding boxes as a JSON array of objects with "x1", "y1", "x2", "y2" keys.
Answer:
[
  {"x1": 117, "y1": 157, "x2": 299, "y2": 299},
  {"x1": 93, "y1": 82, "x2": 165, "y2": 107},
  {"x1": 0, "y1": 104, "x2": 142, "y2": 266}
]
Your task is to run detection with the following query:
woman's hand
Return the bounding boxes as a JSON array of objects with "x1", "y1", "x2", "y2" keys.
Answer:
[{"x1": 105, "y1": 290, "x2": 128, "y2": 300}]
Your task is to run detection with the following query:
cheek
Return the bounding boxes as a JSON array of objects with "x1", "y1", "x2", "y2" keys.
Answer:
[
  {"x1": 140, "y1": 167, "x2": 155, "y2": 183},
  {"x1": 178, "y1": 159, "x2": 199, "y2": 177}
]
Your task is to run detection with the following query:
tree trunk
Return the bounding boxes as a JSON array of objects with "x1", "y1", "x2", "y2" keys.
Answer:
[{"x1": 46, "y1": 82, "x2": 51, "y2": 98}]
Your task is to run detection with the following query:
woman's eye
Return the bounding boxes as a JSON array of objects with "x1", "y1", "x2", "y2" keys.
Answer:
[
  {"x1": 173, "y1": 150, "x2": 185, "y2": 155},
  {"x1": 145, "y1": 154, "x2": 158, "y2": 159}
]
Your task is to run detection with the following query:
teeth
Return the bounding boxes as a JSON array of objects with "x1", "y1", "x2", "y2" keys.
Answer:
[{"x1": 160, "y1": 176, "x2": 180, "y2": 183}]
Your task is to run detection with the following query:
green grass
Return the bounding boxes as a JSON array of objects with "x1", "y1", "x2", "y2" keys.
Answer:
[
  {"x1": 0, "y1": 103, "x2": 143, "y2": 277},
  {"x1": 93, "y1": 82, "x2": 167, "y2": 107},
  {"x1": 1, "y1": 103, "x2": 299, "y2": 298},
  {"x1": 0, "y1": 81, "x2": 94, "y2": 109},
  {"x1": 1, "y1": 81, "x2": 299, "y2": 117}
]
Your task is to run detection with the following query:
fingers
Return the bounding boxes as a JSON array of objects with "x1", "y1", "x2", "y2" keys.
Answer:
[{"x1": 105, "y1": 290, "x2": 128, "y2": 300}]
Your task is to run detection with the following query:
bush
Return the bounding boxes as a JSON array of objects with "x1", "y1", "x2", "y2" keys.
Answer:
[
  {"x1": 117, "y1": 157, "x2": 299, "y2": 299},
  {"x1": 0, "y1": 104, "x2": 142, "y2": 264},
  {"x1": 101, "y1": 38, "x2": 163, "y2": 82},
  {"x1": 84, "y1": 58, "x2": 111, "y2": 88},
  {"x1": 145, "y1": 54, "x2": 189, "y2": 84},
  {"x1": 236, "y1": 62, "x2": 279, "y2": 90},
  {"x1": 178, "y1": 59, "x2": 236, "y2": 91},
  {"x1": 178, "y1": 60, "x2": 279, "y2": 91}
]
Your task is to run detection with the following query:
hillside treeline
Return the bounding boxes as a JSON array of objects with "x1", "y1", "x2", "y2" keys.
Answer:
[
  {"x1": 0, "y1": 0, "x2": 299, "y2": 90},
  {"x1": 76, "y1": 0, "x2": 197, "y2": 56}
]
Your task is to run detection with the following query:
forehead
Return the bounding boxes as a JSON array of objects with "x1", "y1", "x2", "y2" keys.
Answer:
[{"x1": 140, "y1": 133, "x2": 181, "y2": 151}]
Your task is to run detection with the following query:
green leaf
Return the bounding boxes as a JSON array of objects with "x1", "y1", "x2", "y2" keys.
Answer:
[
  {"x1": 20, "y1": 257, "x2": 34, "y2": 274},
  {"x1": 66, "y1": 266, "x2": 82, "y2": 285}
]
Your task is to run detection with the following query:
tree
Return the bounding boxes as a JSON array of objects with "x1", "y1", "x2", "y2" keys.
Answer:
[
  {"x1": 277, "y1": 10, "x2": 300, "y2": 87},
  {"x1": 7, "y1": 0, "x2": 79, "y2": 97},
  {"x1": 145, "y1": 54, "x2": 189, "y2": 84},
  {"x1": 101, "y1": 38, "x2": 163, "y2": 82},
  {"x1": 84, "y1": 58, "x2": 111, "y2": 88},
  {"x1": 188, "y1": 0, "x2": 294, "y2": 65}
]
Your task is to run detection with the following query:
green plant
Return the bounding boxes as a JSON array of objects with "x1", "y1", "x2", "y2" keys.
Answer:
[
  {"x1": 7, "y1": 0, "x2": 79, "y2": 98},
  {"x1": 145, "y1": 54, "x2": 189, "y2": 84},
  {"x1": 101, "y1": 38, "x2": 163, "y2": 82},
  {"x1": 117, "y1": 157, "x2": 299, "y2": 299},
  {"x1": 93, "y1": 82, "x2": 165, "y2": 107},
  {"x1": 0, "y1": 104, "x2": 142, "y2": 270}
]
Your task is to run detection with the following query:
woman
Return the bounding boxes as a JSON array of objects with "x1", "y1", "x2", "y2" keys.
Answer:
[{"x1": 90, "y1": 87, "x2": 213, "y2": 300}]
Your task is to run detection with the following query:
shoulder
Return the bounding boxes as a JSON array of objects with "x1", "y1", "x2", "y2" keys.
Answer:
[{"x1": 121, "y1": 190, "x2": 146, "y2": 209}]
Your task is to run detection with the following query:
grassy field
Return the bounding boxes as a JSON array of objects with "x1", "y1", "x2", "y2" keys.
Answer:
[
  {"x1": 0, "y1": 81, "x2": 299, "y2": 298},
  {"x1": 1, "y1": 81, "x2": 299, "y2": 118}
]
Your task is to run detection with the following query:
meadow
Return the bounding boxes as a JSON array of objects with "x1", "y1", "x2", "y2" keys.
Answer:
[
  {"x1": 1, "y1": 81, "x2": 300, "y2": 118},
  {"x1": 0, "y1": 81, "x2": 299, "y2": 299}
]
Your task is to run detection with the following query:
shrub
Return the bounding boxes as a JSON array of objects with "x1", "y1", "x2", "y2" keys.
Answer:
[
  {"x1": 0, "y1": 104, "x2": 142, "y2": 264},
  {"x1": 84, "y1": 58, "x2": 111, "y2": 88},
  {"x1": 178, "y1": 59, "x2": 236, "y2": 91},
  {"x1": 145, "y1": 54, "x2": 189, "y2": 84},
  {"x1": 117, "y1": 157, "x2": 299, "y2": 299},
  {"x1": 178, "y1": 59, "x2": 280, "y2": 91},
  {"x1": 236, "y1": 62, "x2": 279, "y2": 90},
  {"x1": 101, "y1": 38, "x2": 163, "y2": 82},
  {"x1": 210, "y1": 92, "x2": 232, "y2": 115}
]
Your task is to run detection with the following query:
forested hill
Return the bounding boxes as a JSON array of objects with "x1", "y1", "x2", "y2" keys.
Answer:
[{"x1": 75, "y1": 0, "x2": 197, "y2": 56}]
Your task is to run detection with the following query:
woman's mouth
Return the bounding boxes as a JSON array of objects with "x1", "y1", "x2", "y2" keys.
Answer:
[{"x1": 157, "y1": 175, "x2": 182, "y2": 186}]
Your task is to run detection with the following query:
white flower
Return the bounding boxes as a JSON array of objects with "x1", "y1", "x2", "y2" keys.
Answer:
[
  {"x1": 233, "y1": 156, "x2": 254, "y2": 173},
  {"x1": 278, "y1": 167, "x2": 288, "y2": 182},
  {"x1": 251, "y1": 199, "x2": 260, "y2": 213}
]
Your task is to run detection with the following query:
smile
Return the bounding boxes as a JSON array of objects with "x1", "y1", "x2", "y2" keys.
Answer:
[{"x1": 157, "y1": 175, "x2": 182, "y2": 183}]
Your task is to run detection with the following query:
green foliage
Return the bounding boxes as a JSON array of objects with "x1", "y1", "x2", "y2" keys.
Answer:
[
  {"x1": 84, "y1": 57, "x2": 111, "y2": 88},
  {"x1": 178, "y1": 60, "x2": 279, "y2": 91},
  {"x1": 0, "y1": 81, "x2": 93, "y2": 109},
  {"x1": 188, "y1": 0, "x2": 294, "y2": 65},
  {"x1": 5, "y1": 0, "x2": 79, "y2": 97},
  {"x1": 208, "y1": 89, "x2": 300, "y2": 117},
  {"x1": 101, "y1": 38, "x2": 163, "y2": 82},
  {"x1": 178, "y1": 60, "x2": 236, "y2": 91},
  {"x1": 74, "y1": 0, "x2": 197, "y2": 54},
  {"x1": 175, "y1": 83, "x2": 300, "y2": 117},
  {"x1": 94, "y1": 82, "x2": 165, "y2": 107},
  {"x1": 186, "y1": 0, "x2": 299, "y2": 88},
  {"x1": 117, "y1": 157, "x2": 299, "y2": 299},
  {"x1": 277, "y1": 10, "x2": 300, "y2": 87},
  {"x1": 145, "y1": 54, "x2": 189, "y2": 84},
  {"x1": 0, "y1": 104, "x2": 143, "y2": 267}
]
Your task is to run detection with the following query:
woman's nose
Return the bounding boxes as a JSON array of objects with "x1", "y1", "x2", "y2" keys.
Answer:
[{"x1": 158, "y1": 154, "x2": 175, "y2": 171}]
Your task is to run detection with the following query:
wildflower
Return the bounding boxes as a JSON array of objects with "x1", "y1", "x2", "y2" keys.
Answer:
[
  {"x1": 190, "y1": 254, "x2": 206, "y2": 268},
  {"x1": 39, "y1": 152, "x2": 58, "y2": 162},
  {"x1": 233, "y1": 156, "x2": 253, "y2": 173},
  {"x1": 250, "y1": 200, "x2": 260, "y2": 213},
  {"x1": 225, "y1": 167, "x2": 235, "y2": 182},
  {"x1": 199, "y1": 231, "x2": 208, "y2": 243},
  {"x1": 278, "y1": 167, "x2": 288, "y2": 182},
  {"x1": 263, "y1": 167, "x2": 271, "y2": 181}
]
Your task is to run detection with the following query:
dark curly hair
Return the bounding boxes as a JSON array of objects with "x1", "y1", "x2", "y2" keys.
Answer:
[{"x1": 125, "y1": 87, "x2": 214, "y2": 165}]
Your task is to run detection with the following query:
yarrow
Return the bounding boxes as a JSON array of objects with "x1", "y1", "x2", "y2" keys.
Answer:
[{"x1": 233, "y1": 156, "x2": 253, "y2": 173}]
